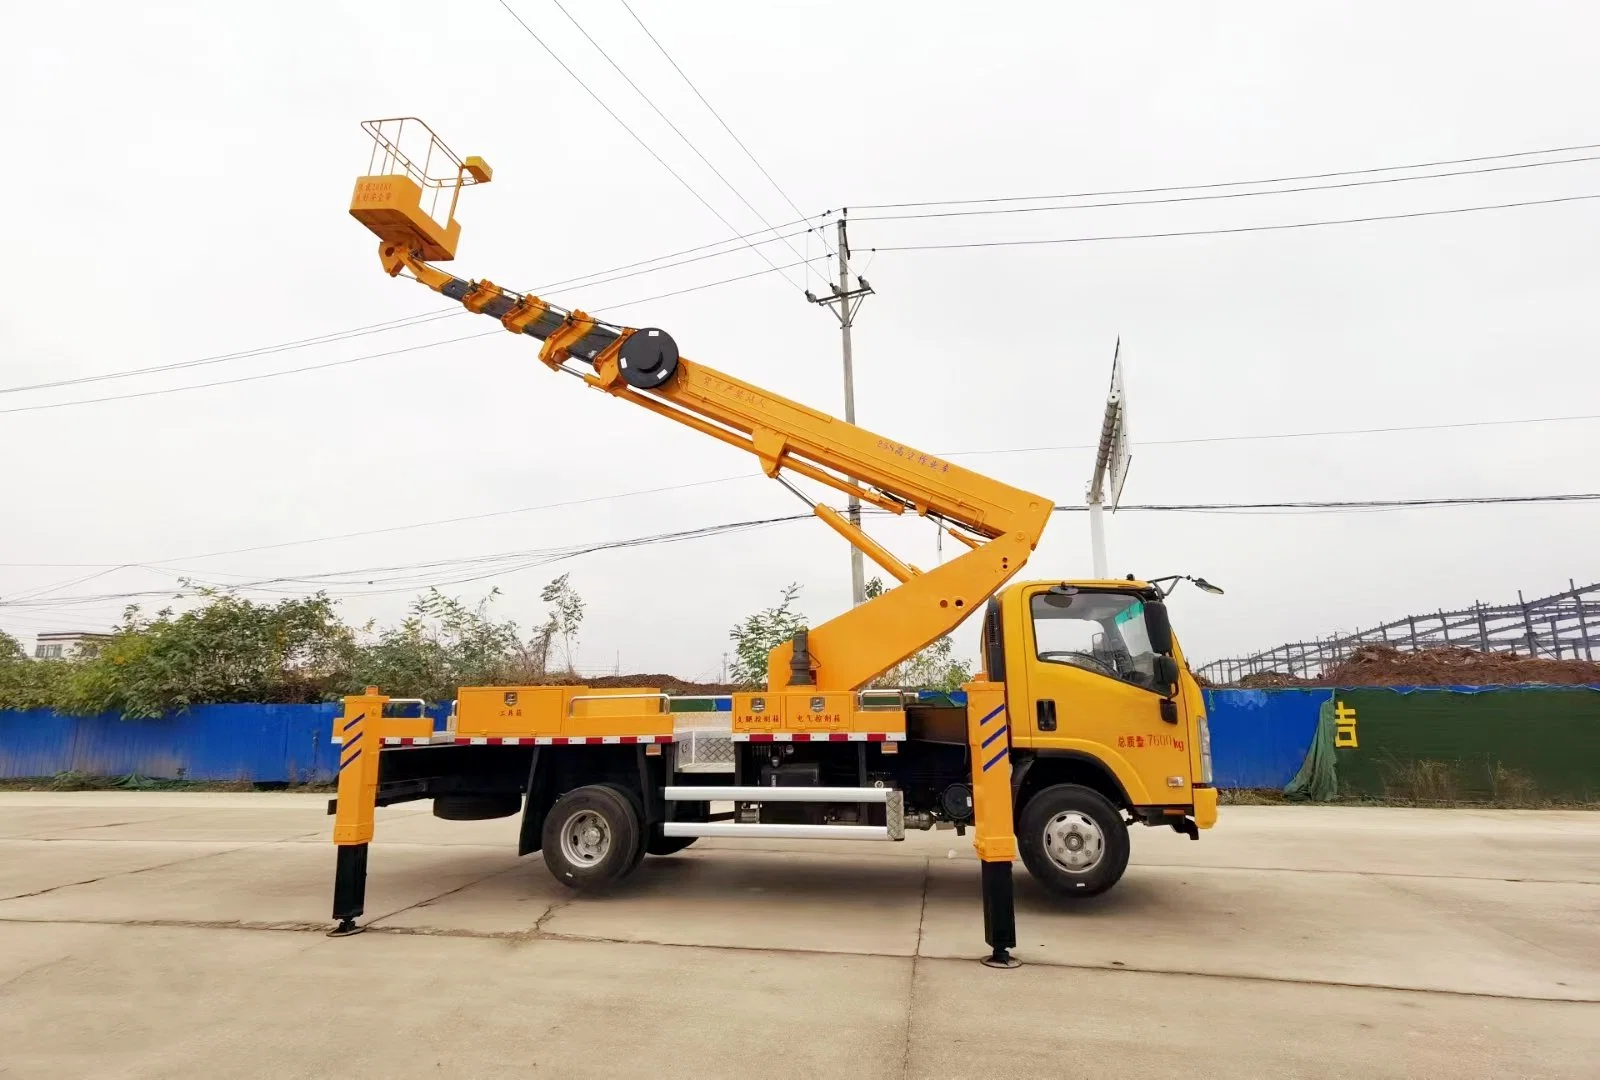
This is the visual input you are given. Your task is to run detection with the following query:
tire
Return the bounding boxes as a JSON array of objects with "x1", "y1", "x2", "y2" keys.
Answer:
[
  {"x1": 603, "y1": 783, "x2": 650, "y2": 872},
  {"x1": 433, "y1": 794, "x2": 522, "y2": 821},
  {"x1": 1017, "y1": 783, "x2": 1130, "y2": 899},
  {"x1": 541, "y1": 785, "x2": 641, "y2": 889}
]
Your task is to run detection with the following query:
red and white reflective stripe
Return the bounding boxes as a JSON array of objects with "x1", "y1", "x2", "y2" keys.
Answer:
[
  {"x1": 338, "y1": 733, "x2": 676, "y2": 747},
  {"x1": 526, "y1": 734, "x2": 675, "y2": 746},
  {"x1": 731, "y1": 732, "x2": 905, "y2": 743}
]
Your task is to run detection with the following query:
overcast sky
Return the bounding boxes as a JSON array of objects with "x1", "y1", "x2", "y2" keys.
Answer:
[{"x1": 2, "y1": 0, "x2": 1596, "y2": 678}]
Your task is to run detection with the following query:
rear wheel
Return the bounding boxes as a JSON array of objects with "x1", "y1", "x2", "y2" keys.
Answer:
[
  {"x1": 603, "y1": 784, "x2": 650, "y2": 871},
  {"x1": 541, "y1": 785, "x2": 641, "y2": 889},
  {"x1": 1017, "y1": 783, "x2": 1129, "y2": 898}
]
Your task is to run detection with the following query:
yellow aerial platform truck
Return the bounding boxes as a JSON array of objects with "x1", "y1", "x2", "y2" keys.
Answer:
[{"x1": 330, "y1": 119, "x2": 1219, "y2": 965}]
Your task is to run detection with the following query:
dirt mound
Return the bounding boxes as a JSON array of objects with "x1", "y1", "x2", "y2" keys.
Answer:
[
  {"x1": 583, "y1": 673, "x2": 736, "y2": 695},
  {"x1": 1236, "y1": 671, "x2": 1315, "y2": 689},
  {"x1": 1320, "y1": 644, "x2": 1600, "y2": 687},
  {"x1": 1215, "y1": 645, "x2": 1600, "y2": 688}
]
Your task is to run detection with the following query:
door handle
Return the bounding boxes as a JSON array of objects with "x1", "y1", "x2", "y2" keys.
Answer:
[{"x1": 1036, "y1": 699, "x2": 1057, "y2": 732}]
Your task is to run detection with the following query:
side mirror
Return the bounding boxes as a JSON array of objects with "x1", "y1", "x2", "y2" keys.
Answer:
[
  {"x1": 1154, "y1": 655, "x2": 1180, "y2": 697},
  {"x1": 1144, "y1": 599, "x2": 1174, "y2": 655}
]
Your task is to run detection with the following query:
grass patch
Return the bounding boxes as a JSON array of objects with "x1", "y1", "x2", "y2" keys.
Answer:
[{"x1": 1219, "y1": 788, "x2": 1287, "y2": 805}]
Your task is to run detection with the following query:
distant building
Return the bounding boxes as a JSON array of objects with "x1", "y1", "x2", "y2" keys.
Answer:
[{"x1": 34, "y1": 632, "x2": 111, "y2": 660}]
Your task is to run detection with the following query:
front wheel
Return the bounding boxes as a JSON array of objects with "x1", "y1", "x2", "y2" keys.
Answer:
[
  {"x1": 1017, "y1": 784, "x2": 1130, "y2": 898},
  {"x1": 541, "y1": 785, "x2": 641, "y2": 890}
]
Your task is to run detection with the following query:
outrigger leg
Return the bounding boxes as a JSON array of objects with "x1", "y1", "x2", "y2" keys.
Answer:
[
  {"x1": 327, "y1": 689, "x2": 389, "y2": 937},
  {"x1": 965, "y1": 682, "x2": 1020, "y2": 968}
]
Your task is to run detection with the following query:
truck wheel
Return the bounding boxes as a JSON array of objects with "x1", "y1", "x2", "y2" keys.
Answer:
[
  {"x1": 541, "y1": 785, "x2": 641, "y2": 890},
  {"x1": 602, "y1": 783, "x2": 650, "y2": 871},
  {"x1": 647, "y1": 835, "x2": 698, "y2": 856},
  {"x1": 433, "y1": 794, "x2": 521, "y2": 820},
  {"x1": 1017, "y1": 784, "x2": 1130, "y2": 899}
]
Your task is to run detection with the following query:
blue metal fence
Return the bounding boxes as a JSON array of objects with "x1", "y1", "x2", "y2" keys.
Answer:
[
  {"x1": 2, "y1": 690, "x2": 1324, "y2": 786},
  {"x1": 1202, "y1": 688, "x2": 1329, "y2": 788},
  {"x1": 0, "y1": 704, "x2": 344, "y2": 783}
]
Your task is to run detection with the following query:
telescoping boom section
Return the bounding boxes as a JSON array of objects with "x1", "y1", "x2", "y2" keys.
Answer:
[{"x1": 328, "y1": 119, "x2": 1180, "y2": 967}]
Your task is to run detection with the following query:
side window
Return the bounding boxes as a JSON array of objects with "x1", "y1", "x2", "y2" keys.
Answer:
[{"x1": 1030, "y1": 591, "x2": 1159, "y2": 691}]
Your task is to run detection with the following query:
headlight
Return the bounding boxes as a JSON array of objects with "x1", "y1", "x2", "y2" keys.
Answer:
[{"x1": 1197, "y1": 714, "x2": 1214, "y2": 785}]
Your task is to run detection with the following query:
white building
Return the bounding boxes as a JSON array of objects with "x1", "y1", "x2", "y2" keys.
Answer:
[{"x1": 33, "y1": 632, "x2": 110, "y2": 660}]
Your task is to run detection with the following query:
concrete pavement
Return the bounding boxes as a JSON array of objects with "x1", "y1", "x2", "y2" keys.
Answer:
[{"x1": 1, "y1": 793, "x2": 1596, "y2": 1078}]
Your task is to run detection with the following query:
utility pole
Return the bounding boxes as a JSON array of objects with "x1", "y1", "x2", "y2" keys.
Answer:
[{"x1": 806, "y1": 211, "x2": 874, "y2": 605}]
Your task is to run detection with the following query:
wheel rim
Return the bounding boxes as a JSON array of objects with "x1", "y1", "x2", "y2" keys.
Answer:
[
  {"x1": 559, "y1": 809, "x2": 612, "y2": 866},
  {"x1": 1043, "y1": 810, "x2": 1105, "y2": 874}
]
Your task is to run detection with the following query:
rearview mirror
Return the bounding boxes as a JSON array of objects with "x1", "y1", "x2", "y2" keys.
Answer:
[{"x1": 1144, "y1": 599, "x2": 1174, "y2": 655}]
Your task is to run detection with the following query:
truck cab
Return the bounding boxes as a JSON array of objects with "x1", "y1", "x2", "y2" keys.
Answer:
[{"x1": 976, "y1": 578, "x2": 1217, "y2": 897}]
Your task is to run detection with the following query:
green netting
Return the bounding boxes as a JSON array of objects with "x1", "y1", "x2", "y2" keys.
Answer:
[
  {"x1": 667, "y1": 697, "x2": 721, "y2": 713},
  {"x1": 1284, "y1": 698, "x2": 1338, "y2": 802},
  {"x1": 1334, "y1": 687, "x2": 1600, "y2": 803}
]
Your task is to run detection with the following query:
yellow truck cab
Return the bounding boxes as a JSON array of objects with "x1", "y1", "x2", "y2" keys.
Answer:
[{"x1": 979, "y1": 578, "x2": 1217, "y2": 897}]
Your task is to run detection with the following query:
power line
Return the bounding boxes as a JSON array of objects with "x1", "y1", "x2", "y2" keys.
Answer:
[
  {"x1": 20, "y1": 142, "x2": 1595, "y2": 402},
  {"x1": 3, "y1": 252, "x2": 823, "y2": 416},
  {"x1": 535, "y1": 223, "x2": 818, "y2": 296},
  {"x1": 0, "y1": 331, "x2": 503, "y2": 417},
  {"x1": 1051, "y1": 493, "x2": 1600, "y2": 513},
  {"x1": 9, "y1": 409, "x2": 1593, "y2": 571},
  {"x1": 544, "y1": 0, "x2": 816, "y2": 281},
  {"x1": 590, "y1": 255, "x2": 827, "y2": 312},
  {"x1": 494, "y1": 0, "x2": 801, "y2": 289},
  {"x1": 851, "y1": 153, "x2": 1600, "y2": 224},
  {"x1": 0, "y1": 475, "x2": 764, "y2": 609},
  {"x1": 939, "y1": 411, "x2": 1600, "y2": 458},
  {"x1": 527, "y1": 210, "x2": 824, "y2": 295},
  {"x1": 152, "y1": 476, "x2": 757, "y2": 564},
  {"x1": 10, "y1": 491, "x2": 1595, "y2": 614},
  {"x1": 4, "y1": 222, "x2": 825, "y2": 404},
  {"x1": 865, "y1": 193, "x2": 1600, "y2": 254},
  {"x1": 852, "y1": 140, "x2": 1600, "y2": 211},
  {"x1": 0, "y1": 309, "x2": 465, "y2": 397},
  {"x1": 40, "y1": 152, "x2": 1588, "y2": 406},
  {"x1": 2, "y1": 513, "x2": 818, "y2": 610},
  {"x1": 615, "y1": 0, "x2": 831, "y2": 255}
]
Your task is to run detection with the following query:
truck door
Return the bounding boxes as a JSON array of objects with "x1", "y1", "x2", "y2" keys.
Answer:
[{"x1": 1012, "y1": 585, "x2": 1191, "y2": 808}]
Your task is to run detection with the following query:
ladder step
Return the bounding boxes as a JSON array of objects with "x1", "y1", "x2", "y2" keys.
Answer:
[
  {"x1": 662, "y1": 822, "x2": 893, "y2": 841},
  {"x1": 663, "y1": 785, "x2": 893, "y2": 804}
]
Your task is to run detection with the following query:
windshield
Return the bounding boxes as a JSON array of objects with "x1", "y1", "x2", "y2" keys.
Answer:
[{"x1": 1030, "y1": 590, "x2": 1159, "y2": 690}]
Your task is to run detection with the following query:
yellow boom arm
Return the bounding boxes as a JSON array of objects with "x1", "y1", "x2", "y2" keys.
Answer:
[{"x1": 351, "y1": 121, "x2": 1051, "y2": 690}]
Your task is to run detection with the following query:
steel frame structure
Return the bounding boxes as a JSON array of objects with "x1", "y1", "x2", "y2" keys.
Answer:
[{"x1": 1198, "y1": 579, "x2": 1600, "y2": 683}]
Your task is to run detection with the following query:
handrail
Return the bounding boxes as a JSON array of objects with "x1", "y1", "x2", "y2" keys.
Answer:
[{"x1": 567, "y1": 692, "x2": 670, "y2": 716}]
